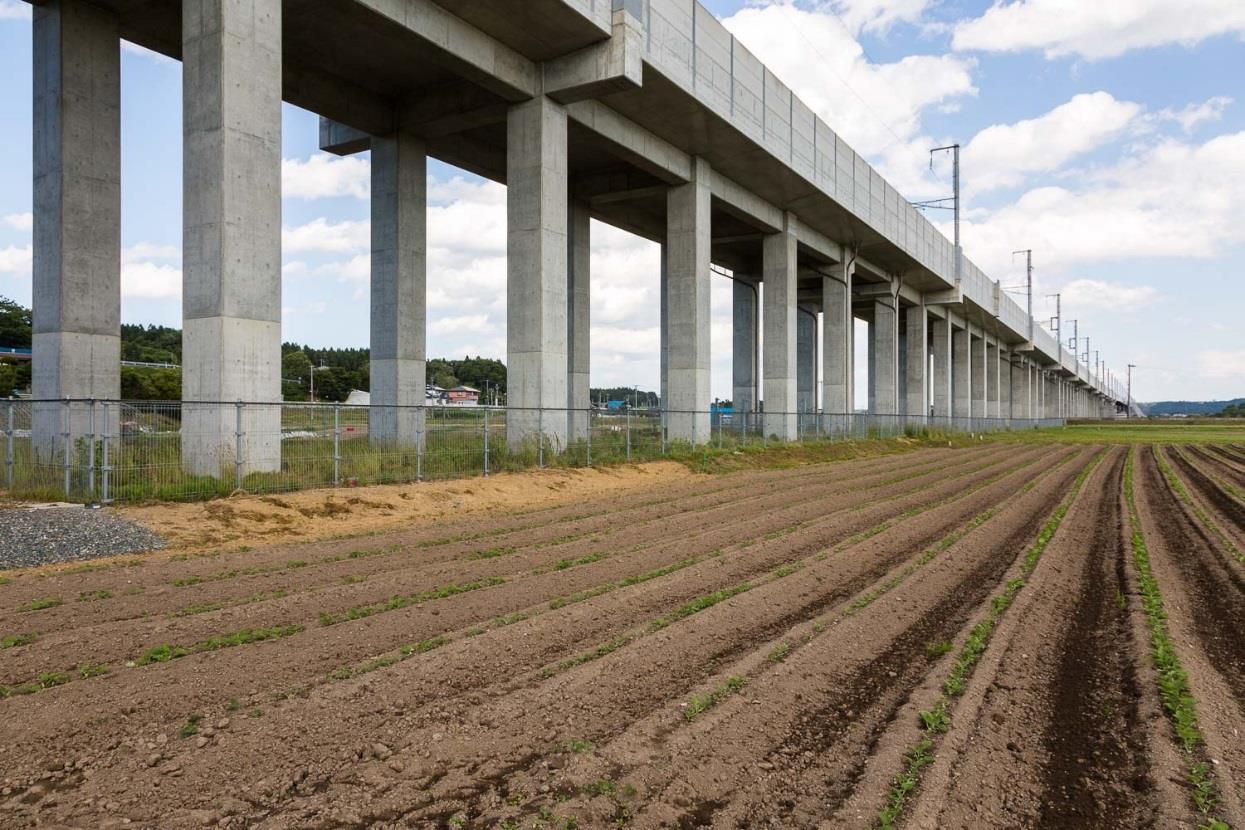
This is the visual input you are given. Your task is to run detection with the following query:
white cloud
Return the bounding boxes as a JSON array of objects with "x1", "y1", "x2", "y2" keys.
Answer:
[
  {"x1": 122, "y1": 242, "x2": 179, "y2": 264},
  {"x1": 952, "y1": 130, "x2": 1245, "y2": 277},
  {"x1": 1151, "y1": 96, "x2": 1233, "y2": 133},
  {"x1": 952, "y1": 0, "x2": 1245, "y2": 60},
  {"x1": 817, "y1": 0, "x2": 931, "y2": 35},
  {"x1": 0, "y1": 244, "x2": 31, "y2": 276},
  {"x1": 1196, "y1": 350, "x2": 1245, "y2": 380},
  {"x1": 2, "y1": 212, "x2": 32, "y2": 232},
  {"x1": 722, "y1": 2, "x2": 976, "y2": 195},
  {"x1": 282, "y1": 154, "x2": 370, "y2": 200},
  {"x1": 1060, "y1": 279, "x2": 1159, "y2": 312},
  {"x1": 0, "y1": 0, "x2": 30, "y2": 20},
  {"x1": 121, "y1": 260, "x2": 181, "y2": 299},
  {"x1": 282, "y1": 218, "x2": 369, "y2": 254},
  {"x1": 964, "y1": 92, "x2": 1141, "y2": 193},
  {"x1": 430, "y1": 315, "x2": 492, "y2": 336}
]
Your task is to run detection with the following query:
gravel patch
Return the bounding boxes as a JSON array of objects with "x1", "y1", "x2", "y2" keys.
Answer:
[{"x1": 0, "y1": 506, "x2": 164, "y2": 570}]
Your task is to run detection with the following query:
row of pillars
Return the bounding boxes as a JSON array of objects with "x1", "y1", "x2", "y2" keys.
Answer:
[{"x1": 30, "y1": 0, "x2": 1116, "y2": 479}]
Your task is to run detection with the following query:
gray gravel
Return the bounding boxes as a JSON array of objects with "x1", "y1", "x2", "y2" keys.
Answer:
[{"x1": 0, "y1": 506, "x2": 164, "y2": 570}]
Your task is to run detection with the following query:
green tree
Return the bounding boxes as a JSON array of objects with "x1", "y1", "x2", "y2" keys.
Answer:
[
  {"x1": 0, "y1": 362, "x2": 16, "y2": 397},
  {"x1": 0, "y1": 296, "x2": 32, "y2": 349}
]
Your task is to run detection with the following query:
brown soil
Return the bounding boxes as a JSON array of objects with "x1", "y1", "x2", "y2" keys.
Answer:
[{"x1": 0, "y1": 442, "x2": 1234, "y2": 830}]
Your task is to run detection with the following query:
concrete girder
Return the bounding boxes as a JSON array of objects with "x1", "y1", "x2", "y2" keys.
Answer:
[{"x1": 544, "y1": 9, "x2": 642, "y2": 104}]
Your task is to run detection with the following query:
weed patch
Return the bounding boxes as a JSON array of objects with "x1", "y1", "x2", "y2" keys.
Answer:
[
  {"x1": 76, "y1": 589, "x2": 112, "y2": 602},
  {"x1": 1, "y1": 633, "x2": 36, "y2": 648},
  {"x1": 319, "y1": 577, "x2": 506, "y2": 626},
  {"x1": 19, "y1": 597, "x2": 61, "y2": 612},
  {"x1": 683, "y1": 676, "x2": 746, "y2": 721}
]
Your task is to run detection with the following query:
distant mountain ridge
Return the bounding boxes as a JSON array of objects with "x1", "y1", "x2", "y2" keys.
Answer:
[{"x1": 1143, "y1": 398, "x2": 1245, "y2": 416}]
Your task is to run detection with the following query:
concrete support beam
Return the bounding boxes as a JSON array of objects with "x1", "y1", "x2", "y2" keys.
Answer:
[
  {"x1": 545, "y1": 9, "x2": 642, "y2": 103},
  {"x1": 369, "y1": 131, "x2": 427, "y2": 447},
  {"x1": 797, "y1": 306, "x2": 816, "y2": 417},
  {"x1": 971, "y1": 333, "x2": 986, "y2": 418},
  {"x1": 931, "y1": 317, "x2": 952, "y2": 418},
  {"x1": 871, "y1": 299, "x2": 898, "y2": 415},
  {"x1": 506, "y1": 95, "x2": 569, "y2": 449},
  {"x1": 31, "y1": 0, "x2": 121, "y2": 455},
  {"x1": 905, "y1": 305, "x2": 928, "y2": 419},
  {"x1": 762, "y1": 216, "x2": 797, "y2": 440},
  {"x1": 181, "y1": 0, "x2": 283, "y2": 476},
  {"x1": 732, "y1": 279, "x2": 758, "y2": 414},
  {"x1": 952, "y1": 327, "x2": 971, "y2": 419},
  {"x1": 821, "y1": 259, "x2": 853, "y2": 414},
  {"x1": 567, "y1": 200, "x2": 591, "y2": 443},
  {"x1": 665, "y1": 157, "x2": 712, "y2": 443}
]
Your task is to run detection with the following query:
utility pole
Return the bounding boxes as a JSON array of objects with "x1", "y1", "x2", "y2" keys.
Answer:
[
  {"x1": 1126, "y1": 364, "x2": 1135, "y2": 418},
  {"x1": 1047, "y1": 293, "x2": 1061, "y2": 351},
  {"x1": 1013, "y1": 249, "x2": 1034, "y2": 339},
  {"x1": 928, "y1": 145, "x2": 962, "y2": 286}
]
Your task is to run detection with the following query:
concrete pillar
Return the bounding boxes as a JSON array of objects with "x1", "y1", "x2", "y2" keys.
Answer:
[
  {"x1": 368, "y1": 131, "x2": 426, "y2": 447},
  {"x1": 952, "y1": 326, "x2": 971, "y2": 419},
  {"x1": 659, "y1": 245, "x2": 667, "y2": 414},
  {"x1": 182, "y1": 0, "x2": 283, "y2": 476},
  {"x1": 506, "y1": 95, "x2": 568, "y2": 449},
  {"x1": 665, "y1": 157, "x2": 712, "y2": 443},
  {"x1": 732, "y1": 279, "x2": 758, "y2": 414},
  {"x1": 796, "y1": 306, "x2": 816, "y2": 417},
  {"x1": 871, "y1": 299, "x2": 898, "y2": 415},
  {"x1": 32, "y1": 0, "x2": 121, "y2": 457},
  {"x1": 931, "y1": 317, "x2": 952, "y2": 419},
  {"x1": 762, "y1": 217, "x2": 797, "y2": 439},
  {"x1": 822, "y1": 260, "x2": 853, "y2": 414},
  {"x1": 998, "y1": 347, "x2": 1010, "y2": 418},
  {"x1": 567, "y1": 200, "x2": 591, "y2": 443},
  {"x1": 985, "y1": 339, "x2": 999, "y2": 420},
  {"x1": 971, "y1": 333, "x2": 986, "y2": 419},
  {"x1": 1010, "y1": 358, "x2": 1029, "y2": 419}
]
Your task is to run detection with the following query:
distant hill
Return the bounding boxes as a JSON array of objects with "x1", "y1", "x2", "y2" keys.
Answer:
[{"x1": 1143, "y1": 398, "x2": 1245, "y2": 417}]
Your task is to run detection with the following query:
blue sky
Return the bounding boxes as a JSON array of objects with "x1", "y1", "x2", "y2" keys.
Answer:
[{"x1": 1, "y1": 0, "x2": 1243, "y2": 403}]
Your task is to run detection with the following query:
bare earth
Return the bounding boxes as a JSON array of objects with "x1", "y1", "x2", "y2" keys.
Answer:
[{"x1": 0, "y1": 442, "x2": 1241, "y2": 829}]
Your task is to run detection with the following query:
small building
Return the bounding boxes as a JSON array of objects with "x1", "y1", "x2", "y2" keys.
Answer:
[
  {"x1": 426, "y1": 385, "x2": 448, "y2": 405},
  {"x1": 446, "y1": 385, "x2": 479, "y2": 406}
]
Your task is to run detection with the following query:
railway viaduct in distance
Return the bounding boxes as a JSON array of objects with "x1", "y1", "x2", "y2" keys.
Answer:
[{"x1": 27, "y1": 0, "x2": 1128, "y2": 475}]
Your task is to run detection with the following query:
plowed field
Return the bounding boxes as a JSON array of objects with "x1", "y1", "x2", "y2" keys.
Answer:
[{"x1": 1, "y1": 442, "x2": 1242, "y2": 829}]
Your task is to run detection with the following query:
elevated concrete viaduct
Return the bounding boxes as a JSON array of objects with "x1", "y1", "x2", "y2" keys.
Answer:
[{"x1": 28, "y1": 0, "x2": 1126, "y2": 473}]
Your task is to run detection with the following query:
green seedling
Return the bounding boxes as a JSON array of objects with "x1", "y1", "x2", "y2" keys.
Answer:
[
  {"x1": 178, "y1": 713, "x2": 203, "y2": 738},
  {"x1": 19, "y1": 597, "x2": 61, "y2": 612},
  {"x1": 1, "y1": 633, "x2": 36, "y2": 649}
]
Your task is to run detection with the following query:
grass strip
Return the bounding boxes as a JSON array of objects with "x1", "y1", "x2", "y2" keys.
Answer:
[
  {"x1": 876, "y1": 448, "x2": 1105, "y2": 829},
  {"x1": 1125, "y1": 448, "x2": 1230, "y2": 830},
  {"x1": 682, "y1": 676, "x2": 746, "y2": 721}
]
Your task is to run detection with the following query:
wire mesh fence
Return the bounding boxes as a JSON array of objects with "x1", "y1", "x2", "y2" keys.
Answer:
[{"x1": 0, "y1": 398, "x2": 1064, "y2": 503}]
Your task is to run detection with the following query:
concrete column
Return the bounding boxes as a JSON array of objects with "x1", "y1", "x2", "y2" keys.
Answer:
[
  {"x1": 731, "y1": 279, "x2": 757, "y2": 414},
  {"x1": 659, "y1": 245, "x2": 667, "y2": 413},
  {"x1": 931, "y1": 317, "x2": 952, "y2": 419},
  {"x1": 822, "y1": 260, "x2": 853, "y2": 414},
  {"x1": 871, "y1": 299, "x2": 898, "y2": 415},
  {"x1": 665, "y1": 157, "x2": 712, "y2": 443},
  {"x1": 998, "y1": 347, "x2": 1010, "y2": 418},
  {"x1": 985, "y1": 339, "x2": 998, "y2": 420},
  {"x1": 182, "y1": 0, "x2": 283, "y2": 476},
  {"x1": 369, "y1": 131, "x2": 426, "y2": 447},
  {"x1": 762, "y1": 217, "x2": 797, "y2": 440},
  {"x1": 971, "y1": 333, "x2": 986, "y2": 419},
  {"x1": 904, "y1": 305, "x2": 927, "y2": 420},
  {"x1": 952, "y1": 326, "x2": 971, "y2": 419},
  {"x1": 567, "y1": 200, "x2": 591, "y2": 443},
  {"x1": 32, "y1": 0, "x2": 121, "y2": 457},
  {"x1": 797, "y1": 306, "x2": 817, "y2": 418},
  {"x1": 506, "y1": 95, "x2": 568, "y2": 449},
  {"x1": 1010, "y1": 358, "x2": 1029, "y2": 419}
]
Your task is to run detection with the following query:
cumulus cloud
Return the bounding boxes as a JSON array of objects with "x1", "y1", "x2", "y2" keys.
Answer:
[
  {"x1": 2, "y1": 212, "x2": 32, "y2": 232},
  {"x1": 282, "y1": 218, "x2": 369, "y2": 254},
  {"x1": 282, "y1": 154, "x2": 371, "y2": 200},
  {"x1": 0, "y1": 244, "x2": 32, "y2": 276},
  {"x1": 1059, "y1": 279, "x2": 1159, "y2": 312},
  {"x1": 1150, "y1": 96, "x2": 1233, "y2": 133},
  {"x1": 964, "y1": 92, "x2": 1141, "y2": 193},
  {"x1": 815, "y1": 0, "x2": 931, "y2": 35},
  {"x1": 121, "y1": 242, "x2": 182, "y2": 299},
  {"x1": 952, "y1": 0, "x2": 1245, "y2": 60}
]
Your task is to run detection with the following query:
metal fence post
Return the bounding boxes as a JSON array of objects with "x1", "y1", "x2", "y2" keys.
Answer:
[
  {"x1": 416, "y1": 408, "x2": 424, "y2": 483},
  {"x1": 483, "y1": 407, "x2": 490, "y2": 476},
  {"x1": 234, "y1": 399, "x2": 244, "y2": 491},
  {"x1": 4, "y1": 400, "x2": 13, "y2": 490},
  {"x1": 61, "y1": 397, "x2": 71, "y2": 498},
  {"x1": 625, "y1": 406, "x2": 631, "y2": 461},
  {"x1": 586, "y1": 409, "x2": 592, "y2": 466},
  {"x1": 538, "y1": 407, "x2": 544, "y2": 469},
  {"x1": 87, "y1": 399, "x2": 96, "y2": 499},
  {"x1": 333, "y1": 404, "x2": 341, "y2": 486},
  {"x1": 101, "y1": 401, "x2": 110, "y2": 504}
]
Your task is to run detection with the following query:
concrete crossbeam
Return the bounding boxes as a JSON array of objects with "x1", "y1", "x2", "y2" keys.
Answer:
[
  {"x1": 732, "y1": 278, "x2": 758, "y2": 414},
  {"x1": 181, "y1": 0, "x2": 283, "y2": 477},
  {"x1": 762, "y1": 216, "x2": 798, "y2": 440},
  {"x1": 545, "y1": 9, "x2": 642, "y2": 103},
  {"x1": 31, "y1": 0, "x2": 122, "y2": 457},
  {"x1": 506, "y1": 95, "x2": 569, "y2": 450},
  {"x1": 567, "y1": 200, "x2": 591, "y2": 443},
  {"x1": 369, "y1": 131, "x2": 427, "y2": 447},
  {"x1": 665, "y1": 157, "x2": 712, "y2": 444}
]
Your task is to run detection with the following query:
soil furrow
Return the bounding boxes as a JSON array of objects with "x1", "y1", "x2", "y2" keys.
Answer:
[
  {"x1": 1135, "y1": 445, "x2": 1245, "y2": 706},
  {"x1": 1164, "y1": 445, "x2": 1245, "y2": 540}
]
